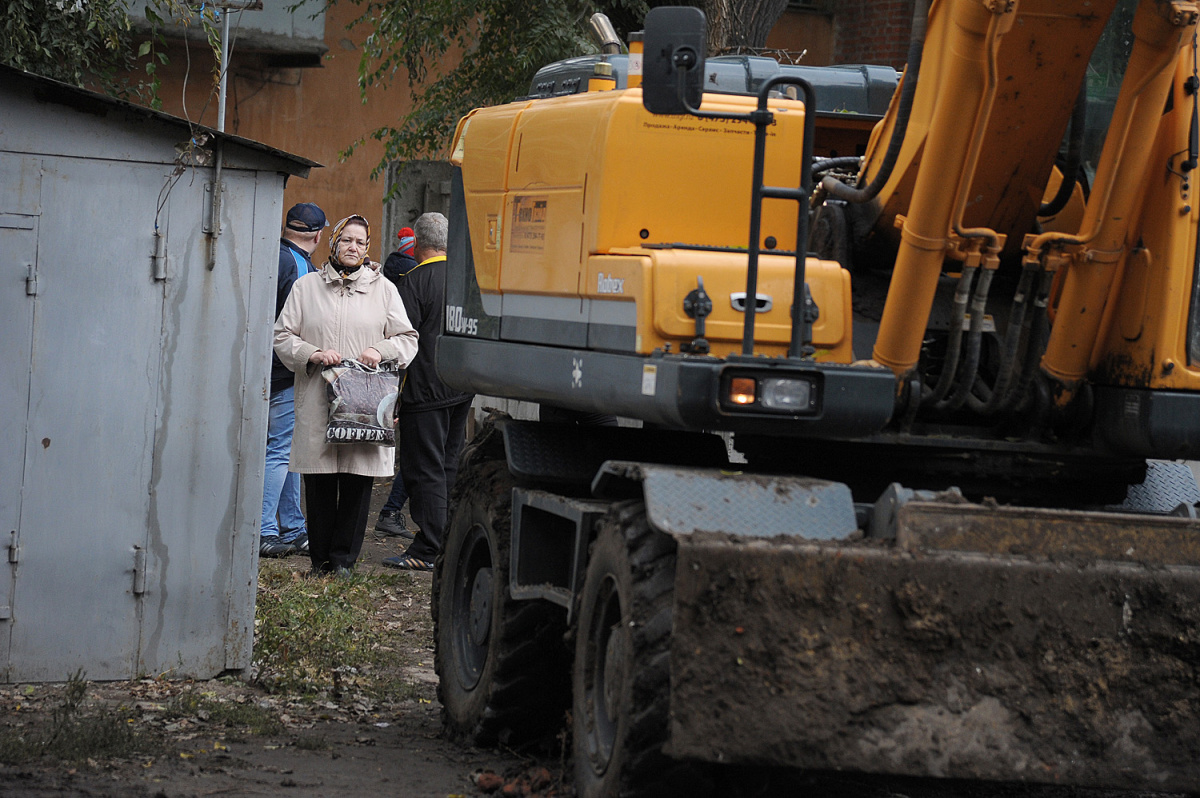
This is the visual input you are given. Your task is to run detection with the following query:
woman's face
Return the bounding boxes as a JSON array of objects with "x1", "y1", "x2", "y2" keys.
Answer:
[{"x1": 335, "y1": 223, "x2": 369, "y2": 268}]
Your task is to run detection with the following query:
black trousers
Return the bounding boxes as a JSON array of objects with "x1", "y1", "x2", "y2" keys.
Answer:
[
  {"x1": 399, "y1": 400, "x2": 472, "y2": 561},
  {"x1": 303, "y1": 472, "x2": 373, "y2": 572}
]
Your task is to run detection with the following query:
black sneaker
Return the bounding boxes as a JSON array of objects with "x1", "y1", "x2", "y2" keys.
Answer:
[
  {"x1": 288, "y1": 532, "x2": 309, "y2": 553},
  {"x1": 375, "y1": 510, "x2": 413, "y2": 539},
  {"x1": 259, "y1": 535, "x2": 294, "y2": 558}
]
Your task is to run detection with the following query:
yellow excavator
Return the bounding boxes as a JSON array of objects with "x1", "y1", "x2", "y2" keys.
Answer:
[{"x1": 431, "y1": 1, "x2": 1200, "y2": 794}]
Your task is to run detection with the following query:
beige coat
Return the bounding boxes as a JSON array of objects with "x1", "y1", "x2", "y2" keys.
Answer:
[{"x1": 274, "y1": 263, "x2": 418, "y2": 476}]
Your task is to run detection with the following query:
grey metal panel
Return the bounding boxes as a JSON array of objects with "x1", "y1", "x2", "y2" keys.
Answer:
[
  {"x1": 586, "y1": 322, "x2": 636, "y2": 351},
  {"x1": 502, "y1": 292, "x2": 590, "y2": 323},
  {"x1": 8, "y1": 158, "x2": 165, "y2": 681},
  {"x1": 634, "y1": 463, "x2": 859, "y2": 540},
  {"x1": 498, "y1": 293, "x2": 593, "y2": 346},
  {"x1": 137, "y1": 168, "x2": 276, "y2": 677},
  {"x1": 480, "y1": 292, "x2": 502, "y2": 316},
  {"x1": 0, "y1": 155, "x2": 42, "y2": 677},
  {"x1": 1, "y1": 76, "x2": 287, "y2": 682},
  {"x1": 586, "y1": 297, "x2": 637, "y2": 350},
  {"x1": 501, "y1": 314, "x2": 589, "y2": 347},
  {"x1": 225, "y1": 172, "x2": 281, "y2": 669},
  {"x1": 587, "y1": 298, "x2": 636, "y2": 327},
  {"x1": 0, "y1": 66, "x2": 316, "y2": 176}
]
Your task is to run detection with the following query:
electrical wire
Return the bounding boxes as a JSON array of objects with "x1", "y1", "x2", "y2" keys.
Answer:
[{"x1": 158, "y1": 4, "x2": 248, "y2": 229}]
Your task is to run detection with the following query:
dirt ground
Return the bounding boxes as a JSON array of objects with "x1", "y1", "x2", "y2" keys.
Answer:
[{"x1": 0, "y1": 479, "x2": 545, "y2": 798}]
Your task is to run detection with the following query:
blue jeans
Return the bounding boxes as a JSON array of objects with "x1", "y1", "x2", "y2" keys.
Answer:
[
  {"x1": 381, "y1": 458, "x2": 408, "y2": 514},
  {"x1": 262, "y1": 385, "x2": 306, "y2": 541}
]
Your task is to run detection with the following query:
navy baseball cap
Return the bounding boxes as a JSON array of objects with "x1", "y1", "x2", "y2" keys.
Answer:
[{"x1": 285, "y1": 202, "x2": 328, "y2": 232}]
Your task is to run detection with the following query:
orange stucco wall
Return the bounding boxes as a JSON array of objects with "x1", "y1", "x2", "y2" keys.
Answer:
[{"x1": 148, "y1": 3, "x2": 423, "y2": 263}]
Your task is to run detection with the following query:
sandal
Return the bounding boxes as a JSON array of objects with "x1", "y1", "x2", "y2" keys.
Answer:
[{"x1": 381, "y1": 554, "x2": 434, "y2": 572}]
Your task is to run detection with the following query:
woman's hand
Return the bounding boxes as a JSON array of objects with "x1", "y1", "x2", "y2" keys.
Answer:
[
  {"x1": 358, "y1": 347, "x2": 382, "y2": 367},
  {"x1": 309, "y1": 349, "x2": 343, "y2": 366}
]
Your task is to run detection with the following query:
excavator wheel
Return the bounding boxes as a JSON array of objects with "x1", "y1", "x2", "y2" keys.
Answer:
[
  {"x1": 434, "y1": 430, "x2": 569, "y2": 748},
  {"x1": 572, "y1": 502, "x2": 712, "y2": 798}
]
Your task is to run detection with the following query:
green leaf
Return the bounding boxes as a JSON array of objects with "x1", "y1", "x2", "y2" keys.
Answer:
[{"x1": 137, "y1": 40, "x2": 151, "y2": 57}]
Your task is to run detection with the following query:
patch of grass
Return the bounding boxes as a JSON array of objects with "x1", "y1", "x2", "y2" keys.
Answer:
[
  {"x1": 165, "y1": 690, "x2": 283, "y2": 736},
  {"x1": 253, "y1": 562, "x2": 428, "y2": 701},
  {"x1": 0, "y1": 672, "x2": 165, "y2": 765}
]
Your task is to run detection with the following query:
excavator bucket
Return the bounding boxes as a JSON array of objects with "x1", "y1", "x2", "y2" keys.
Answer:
[{"x1": 664, "y1": 497, "x2": 1200, "y2": 790}]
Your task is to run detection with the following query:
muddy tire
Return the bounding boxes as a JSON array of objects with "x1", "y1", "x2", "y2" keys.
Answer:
[
  {"x1": 434, "y1": 436, "x2": 569, "y2": 748},
  {"x1": 572, "y1": 502, "x2": 711, "y2": 798}
]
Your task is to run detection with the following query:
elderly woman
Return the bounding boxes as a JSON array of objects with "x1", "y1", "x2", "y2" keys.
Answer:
[{"x1": 274, "y1": 215, "x2": 418, "y2": 576}]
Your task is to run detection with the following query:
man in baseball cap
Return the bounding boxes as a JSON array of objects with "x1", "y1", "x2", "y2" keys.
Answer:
[
  {"x1": 261, "y1": 201, "x2": 327, "y2": 559},
  {"x1": 285, "y1": 201, "x2": 328, "y2": 233}
]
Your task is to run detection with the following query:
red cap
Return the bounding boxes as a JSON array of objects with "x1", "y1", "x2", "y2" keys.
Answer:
[{"x1": 396, "y1": 227, "x2": 415, "y2": 256}]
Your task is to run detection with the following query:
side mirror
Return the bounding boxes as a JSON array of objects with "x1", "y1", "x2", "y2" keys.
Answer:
[{"x1": 642, "y1": 6, "x2": 707, "y2": 115}]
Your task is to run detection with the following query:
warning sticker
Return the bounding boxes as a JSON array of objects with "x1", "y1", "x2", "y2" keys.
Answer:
[
  {"x1": 510, "y1": 195, "x2": 548, "y2": 253},
  {"x1": 641, "y1": 364, "x2": 657, "y2": 396}
]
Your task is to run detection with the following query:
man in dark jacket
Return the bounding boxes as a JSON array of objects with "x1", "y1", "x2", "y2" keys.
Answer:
[
  {"x1": 374, "y1": 227, "x2": 418, "y2": 539},
  {"x1": 381, "y1": 213, "x2": 474, "y2": 571},
  {"x1": 261, "y1": 202, "x2": 326, "y2": 558}
]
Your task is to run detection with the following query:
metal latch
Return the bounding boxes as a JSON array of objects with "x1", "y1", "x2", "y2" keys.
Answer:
[
  {"x1": 202, "y1": 181, "x2": 225, "y2": 235},
  {"x1": 152, "y1": 232, "x2": 167, "y2": 281},
  {"x1": 133, "y1": 546, "x2": 147, "y2": 595},
  {"x1": 681, "y1": 276, "x2": 712, "y2": 355}
]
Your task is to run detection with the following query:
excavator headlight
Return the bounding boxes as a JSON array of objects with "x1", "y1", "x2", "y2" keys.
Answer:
[{"x1": 760, "y1": 377, "x2": 812, "y2": 411}]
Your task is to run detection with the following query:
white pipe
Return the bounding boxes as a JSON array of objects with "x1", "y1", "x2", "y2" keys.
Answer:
[{"x1": 216, "y1": 9, "x2": 231, "y2": 132}]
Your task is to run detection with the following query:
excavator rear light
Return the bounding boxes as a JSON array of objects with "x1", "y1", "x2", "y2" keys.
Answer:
[{"x1": 729, "y1": 377, "x2": 756, "y2": 404}]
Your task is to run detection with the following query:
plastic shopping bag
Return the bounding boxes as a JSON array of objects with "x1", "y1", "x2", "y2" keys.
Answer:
[{"x1": 321, "y1": 360, "x2": 402, "y2": 445}]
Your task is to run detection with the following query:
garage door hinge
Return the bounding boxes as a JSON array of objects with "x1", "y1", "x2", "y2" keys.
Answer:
[
  {"x1": 0, "y1": 606, "x2": 10, "y2": 621},
  {"x1": 133, "y1": 547, "x2": 147, "y2": 595},
  {"x1": 25, "y1": 264, "x2": 37, "y2": 296},
  {"x1": 7, "y1": 531, "x2": 17, "y2": 563}
]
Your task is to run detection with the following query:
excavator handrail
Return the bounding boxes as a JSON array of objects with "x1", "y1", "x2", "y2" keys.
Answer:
[{"x1": 675, "y1": 70, "x2": 818, "y2": 358}]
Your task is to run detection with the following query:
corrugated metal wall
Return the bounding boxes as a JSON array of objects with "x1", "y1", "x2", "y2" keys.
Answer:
[{"x1": 0, "y1": 71, "x2": 309, "y2": 682}]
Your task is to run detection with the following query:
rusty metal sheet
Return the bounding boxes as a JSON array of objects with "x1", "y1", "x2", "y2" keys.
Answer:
[
  {"x1": 667, "y1": 535, "x2": 1200, "y2": 791},
  {"x1": 898, "y1": 501, "x2": 1200, "y2": 566}
]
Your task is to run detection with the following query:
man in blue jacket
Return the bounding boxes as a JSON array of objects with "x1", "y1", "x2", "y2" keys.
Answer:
[{"x1": 261, "y1": 202, "x2": 327, "y2": 558}]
